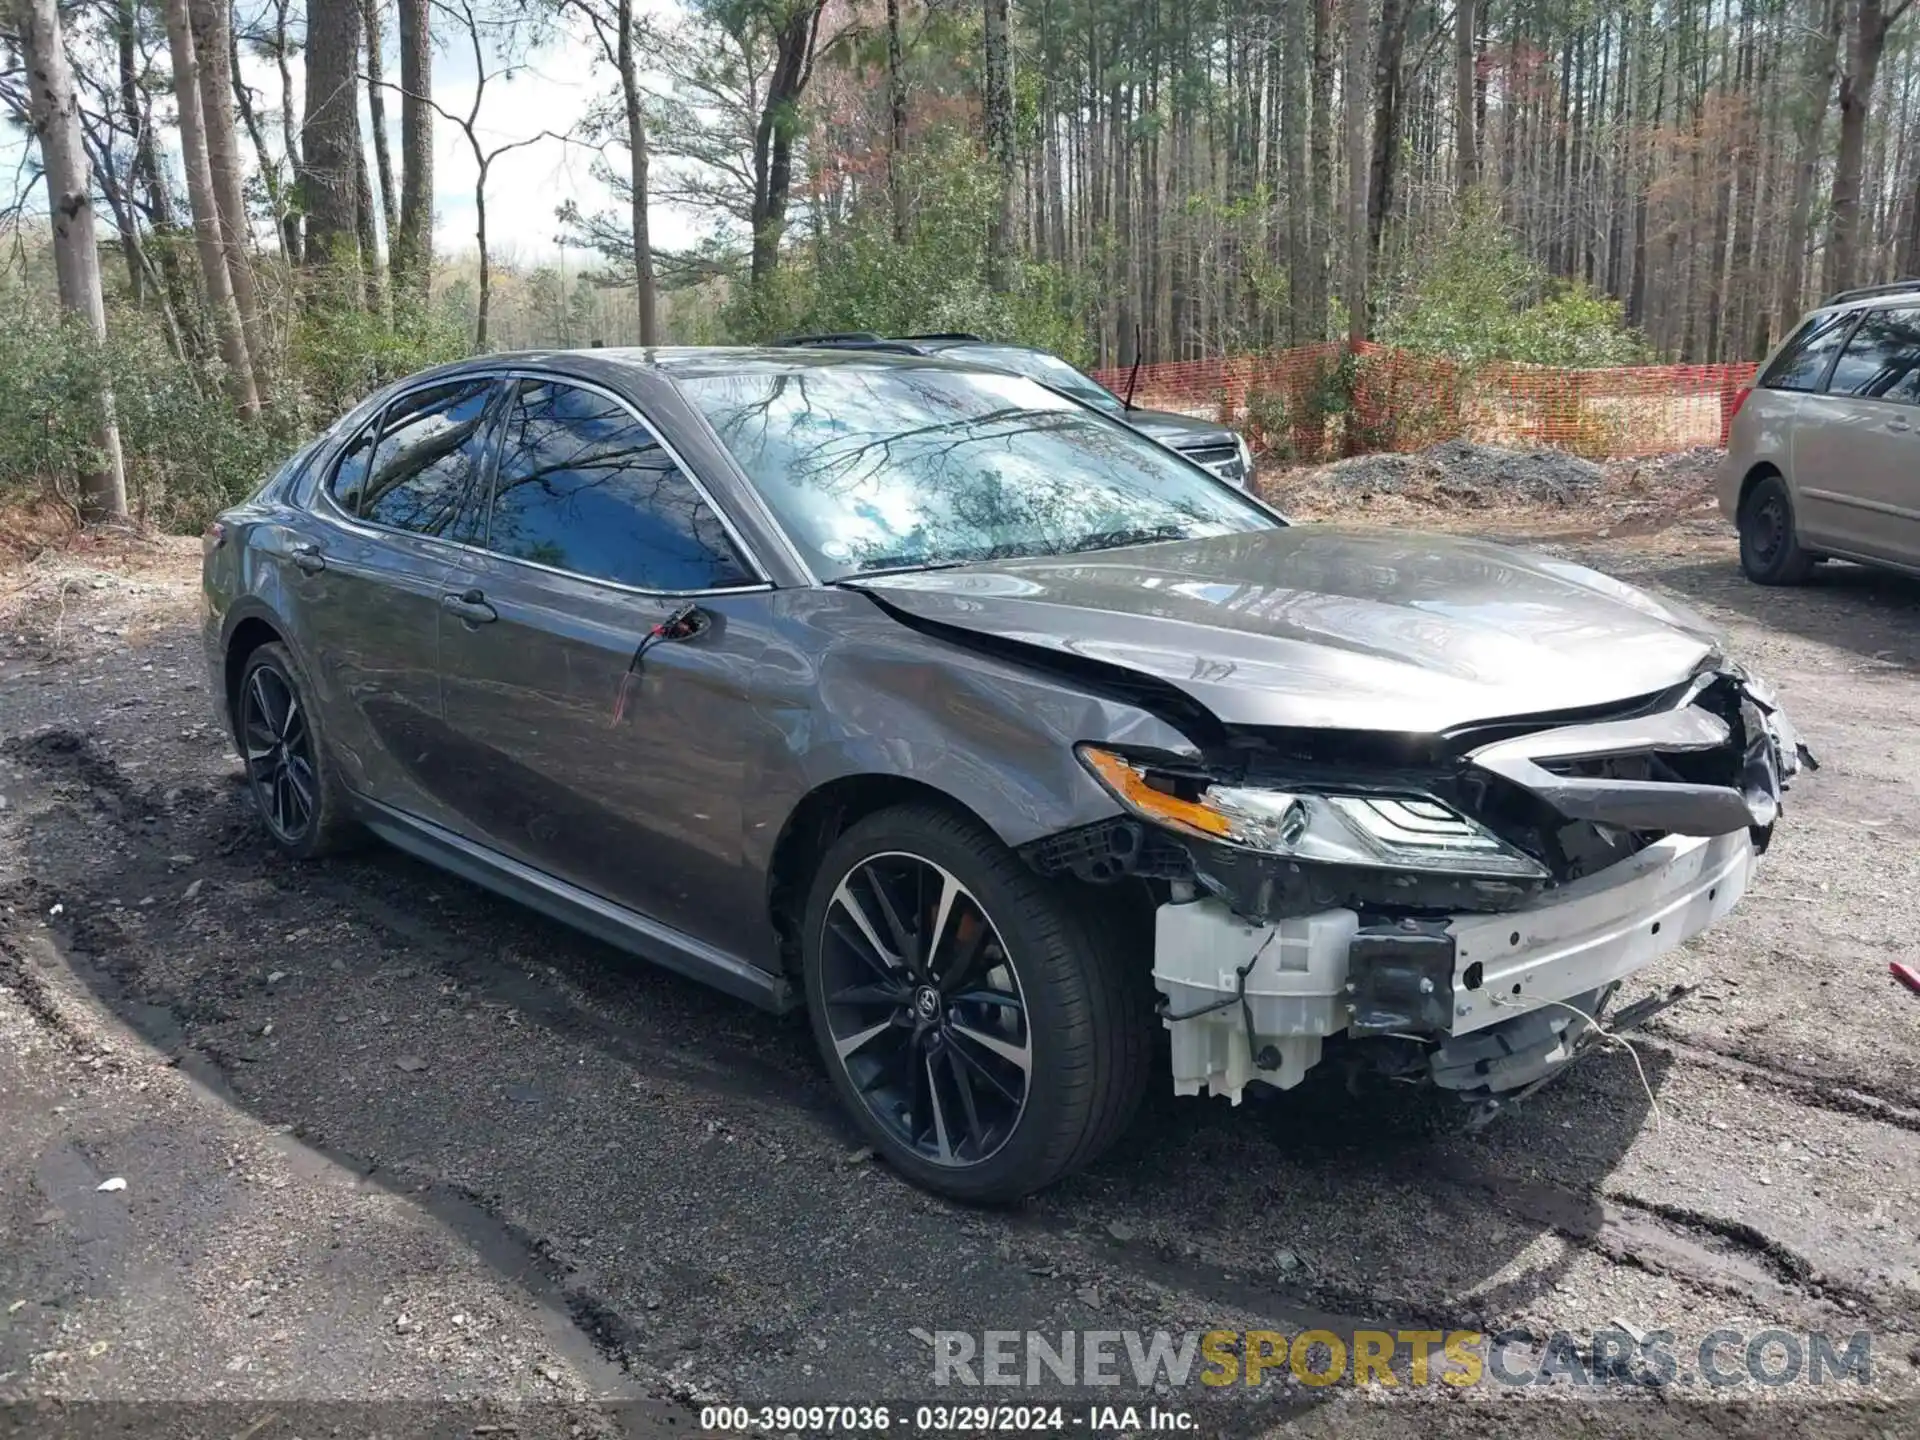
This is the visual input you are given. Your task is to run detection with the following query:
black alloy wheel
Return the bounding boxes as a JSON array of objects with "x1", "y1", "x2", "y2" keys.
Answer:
[
  {"x1": 243, "y1": 662, "x2": 318, "y2": 844},
  {"x1": 234, "y1": 642, "x2": 356, "y2": 858},
  {"x1": 801, "y1": 805, "x2": 1152, "y2": 1202},
  {"x1": 818, "y1": 851, "x2": 1032, "y2": 1167}
]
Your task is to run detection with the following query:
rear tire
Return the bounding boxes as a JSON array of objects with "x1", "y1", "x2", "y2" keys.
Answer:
[
  {"x1": 1738, "y1": 473, "x2": 1815, "y2": 585},
  {"x1": 801, "y1": 805, "x2": 1151, "y2": 1202},
  {"x1": 235, "y1": 642, "x2": 358, "y2": 859}
]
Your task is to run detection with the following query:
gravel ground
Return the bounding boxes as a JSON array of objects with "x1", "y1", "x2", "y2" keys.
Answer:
[{"x1": 3, "y1": 514, "x2": 1919, "y2": 1439}]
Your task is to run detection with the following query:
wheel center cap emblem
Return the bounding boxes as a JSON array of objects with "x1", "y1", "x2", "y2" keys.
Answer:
[{"x1": 913, "y1": 986, "x2": 941, "y2": 1022}]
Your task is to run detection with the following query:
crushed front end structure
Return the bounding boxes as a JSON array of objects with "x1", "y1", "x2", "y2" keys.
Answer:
[{"x1": 1043, "y1": 667, "x2": 1811, "y2": 1108}]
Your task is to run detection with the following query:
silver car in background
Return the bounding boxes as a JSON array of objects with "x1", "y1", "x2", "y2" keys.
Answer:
[{"x1": 1721, "y1": 281, "x2": 1920, "y2": 584}]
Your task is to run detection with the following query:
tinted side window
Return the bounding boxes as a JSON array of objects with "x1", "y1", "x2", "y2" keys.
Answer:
[
  {"x1": 360, "y1": 379, "x2": 500, "y2": 535},
  {"x1": 328, "y1": 424, "x2": 376, "y2": 513},
  {"x1": 484, "y1": 381, "x2": 754, "y2": 590},
  {"x1": 260, "y1": 438, "x2": 322, "y2": 504},
  {"x1": 1826, "y1": 307, "x2": 1920, "y2": 401},
  {"x1": 1760, "y1": 311, "x2": 1856, "y2": 392}
]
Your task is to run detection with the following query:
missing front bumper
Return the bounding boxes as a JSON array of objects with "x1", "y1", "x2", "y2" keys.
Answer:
[{"x1": 1153, "y1": 829, "x2": 1754, "y2": 1104}]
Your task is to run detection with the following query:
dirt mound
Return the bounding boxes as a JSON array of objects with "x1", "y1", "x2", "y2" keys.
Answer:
[
  {"x1": 1263, "y1": 441, "x2": 1733, "y2": 543},
  {"x1": 1607, "y1": 445, "x2": 1724, "y2": 495},
  {"x1": 1294, "y1": 439, "x2": 1606, "y2": 506}
]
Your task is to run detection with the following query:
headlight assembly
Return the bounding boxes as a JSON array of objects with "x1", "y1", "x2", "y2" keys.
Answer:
[{"x1": 1078, "y1": 746, "x2": 1548, "y2": 880}]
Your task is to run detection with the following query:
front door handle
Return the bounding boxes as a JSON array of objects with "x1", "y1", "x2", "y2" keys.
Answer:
[
  {"x1": 1888, "y1": 418, "x2": 1913, "y2": 433},
  {"x1": 290, "y1": 541, "x2": 326, "y2": 574},
  {"x1": 441, "y1": 588, "x2": 497, "y2": 625}
]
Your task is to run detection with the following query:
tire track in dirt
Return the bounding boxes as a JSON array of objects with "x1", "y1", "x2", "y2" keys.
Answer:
[
  {"x1": 13, "y1": 725, "x2": 1905, "y2": 1352},
  {"x1": 2, "y1": 723, "x2": 829, "y2": 1114},
  {"x1": 1640, "y1": 1022, "x2": 1920, "y2": 1131},
  {"x1": 1037, "y1": 1139, "x2": 1882, "y2": 1338},
  {"x1": 9, "y1": 550, "x2": 1920, "y2": 1418},
  {"x1": 0, "y1": 929, "x2": 91, "y2": 1055},
  {"x1": 0, "y1": 729, "x2": 735, "y2": 1416},
  {"x1": 0, "y1": 927, "x2": 683, "y2": 1430}
]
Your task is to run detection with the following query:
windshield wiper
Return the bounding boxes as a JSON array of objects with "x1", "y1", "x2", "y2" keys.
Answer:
[
  {"x1": 1055, "y1": 524, "x2": 1189, "y2": 555},
  {"x1": 840, "y1": 537, "x2": 1056, "y2": 580},
  {"x1": 838, "y1": 555, "x2": 985, "y2": 581},
  {"x1": 839, "y1": 527, "x2": 1187, "y2": 581}
]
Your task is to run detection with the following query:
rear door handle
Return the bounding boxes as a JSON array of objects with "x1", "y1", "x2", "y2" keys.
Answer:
[
  {"x1": 290, "y1": 541, "x2": 326, "y2": 574},
  {"x1": 441, "y1": 588, "x2": 497, "y2": 625},
  {"x1": 1887, "y1": 418, "x2": 1913, "y2": 433}
]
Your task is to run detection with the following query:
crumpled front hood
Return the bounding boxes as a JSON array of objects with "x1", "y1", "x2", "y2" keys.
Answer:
[{"x1": 852, "y1": 526, "x2": 1723, "y2": 733}]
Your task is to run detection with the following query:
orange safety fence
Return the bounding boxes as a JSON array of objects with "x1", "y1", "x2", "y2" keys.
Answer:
[{"x1": 1091, "y1": 342, "x2": 1758, "y2": 462}]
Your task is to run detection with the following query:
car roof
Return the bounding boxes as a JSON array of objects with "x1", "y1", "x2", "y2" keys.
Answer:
[
  {"x1": 773, "y1": 332, "x2": 1015, "y2": 357},
  {"x1": 1813, "y1": 280, "x2": 1920, "y2": 317},
  {"x1": 625, "y1": 345, "x2": 1011, "y2": 378},
  {"x1": 305, "y1": 346, "x2": 1025, "y2": 446},
  {"x1": 405, "y1": 345, "x2": 1009, "y2": 383}
]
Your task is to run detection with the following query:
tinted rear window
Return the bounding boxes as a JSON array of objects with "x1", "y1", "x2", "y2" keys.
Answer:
[
  {"x1": 1825, "y1": 306, "x2": 1920, "y2": 401},
  {"x1": 1760, "y1": 310, "x2": 1856, "y2": 392},
  {"x1": 361, "y1": 379, "x2": 499, "y2": 536}
]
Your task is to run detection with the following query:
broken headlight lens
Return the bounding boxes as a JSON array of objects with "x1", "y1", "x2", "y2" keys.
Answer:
[{"x1": 1078, "y1": 746, "x2": 1549, "y2": 880}]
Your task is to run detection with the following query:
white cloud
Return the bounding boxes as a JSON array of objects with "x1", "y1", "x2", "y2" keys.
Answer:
[
  {"x1": 345, "y1": 18, "x2": 705, "y2": 264},
  {"x1": 4, "y1": 7, "x2": 703, "y2": 266},
  {"x1": 416, "y1": 37, "x2": 613, "y2": 262}
]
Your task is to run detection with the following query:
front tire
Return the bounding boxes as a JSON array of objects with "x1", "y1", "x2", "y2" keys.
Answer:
[
  {"x1": 1739, "y1": 473, "x2": 1815, "y2": 585},
  {"x1": 801, "y1": 805, "x2": 1151, "y2": 1202},
  {"x1": 235, "y1": 641, "x2": 358, "y2": 859}
]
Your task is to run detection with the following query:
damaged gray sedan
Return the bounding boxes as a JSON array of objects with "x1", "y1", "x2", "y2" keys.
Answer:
[{"x1": 202, "y1": 347, "x2": 1810, "y2": 1201}]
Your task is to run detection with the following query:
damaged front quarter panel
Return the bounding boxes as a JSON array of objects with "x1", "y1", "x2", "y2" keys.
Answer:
[{"x1": 747, "y1": 588, "x2": 1200, "y2": 894}]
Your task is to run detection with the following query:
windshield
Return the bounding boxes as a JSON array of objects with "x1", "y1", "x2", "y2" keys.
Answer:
[
  {"x1": 677, "y1": 364, "x2": 1273, "y2": 581},
  {"x1": 943, "y1": 344, "x2": 1128, "y2": 417}
]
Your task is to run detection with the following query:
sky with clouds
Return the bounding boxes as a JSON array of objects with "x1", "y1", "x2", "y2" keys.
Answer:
[
  {"x1": 379, "y1": 1, "x2": 710, "y2": 264},
  {"x1": 3, "y1": 0, "x2": 705, "y2": 266}
]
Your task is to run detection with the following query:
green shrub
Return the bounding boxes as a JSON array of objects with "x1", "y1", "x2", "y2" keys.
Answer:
[
  {"x1": 1377, "y1": 200, "x2": 1650, "y2": 369},
  {"x1": 722, "y1": 132, "x2": 1093, "y2": 364},
  {"x1": 290, "y1": 290, "x2": 471, "y2": 428},
  {"x1": 0, "y1": 308, "x2": 272, "y2": 531},
  {"x1": 1243, "y1": 385, "x2": 1293, "y2": 462},
  {"x1": 0, "y1": 288, "x2": 472, "y2": 534}
]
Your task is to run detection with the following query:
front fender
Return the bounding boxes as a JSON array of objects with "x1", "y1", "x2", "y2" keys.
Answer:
[{"x1": 742, "y1": 590, "x2": 1203, "y2": 875}]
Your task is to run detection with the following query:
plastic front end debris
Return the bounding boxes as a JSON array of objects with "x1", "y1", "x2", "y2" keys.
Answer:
[{"x1": 1115, "y1": 668, "x2": 1814, "y2": 1115}]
